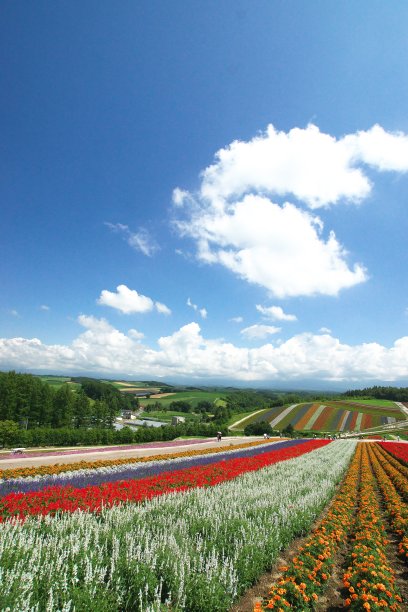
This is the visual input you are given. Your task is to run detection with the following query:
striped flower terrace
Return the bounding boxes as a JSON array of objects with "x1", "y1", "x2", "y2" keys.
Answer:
[
  {"x1": 0, "y1": 439, "x2": 307, "y2": 497},
  {"x1": 0, "y1": 439, "x2": 329, "y2": 521}
]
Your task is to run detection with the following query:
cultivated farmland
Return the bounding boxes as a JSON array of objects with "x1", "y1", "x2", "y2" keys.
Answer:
[
  {"x1": 1, "y1": 438, "x2": 407, "y2": 610},
  {"x1": 234, "y1": 400, "x2": 406, "y2": 434}
]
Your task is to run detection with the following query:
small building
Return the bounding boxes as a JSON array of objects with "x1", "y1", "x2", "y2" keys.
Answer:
[
  {"x1": 122, "y1": 410, "x2": 137, "y2": 420},
  {"x1": 171, "y1": 416, "x2": 185, "y2": 426}
]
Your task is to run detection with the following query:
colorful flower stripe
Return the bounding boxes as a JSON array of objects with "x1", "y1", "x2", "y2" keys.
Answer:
[
  {"x1": 0, "y1": 438, "x2": 272, "y2": 481},
  {"x1": 0, "y1": 439, "x2": 305, "y2": 497},
  {"x1": 256, "y1": 443, "x2": 361, "y2": 610},
  {"x1": 342, "y1": 444, "x2": 402, "y2": 611},
  {"x1": 378, "y1": 441, "x2": 408, "y2": 466},
  {"x1": 0, "y1": 439, "x2": 329, "y2": 521},
  {"x1": 375, "y1": 442, "x2": 408, "y2": 480},
  {"x1": 373, "y1": 444, "x2": 408, "y2": 500},
  {"x1": 0, "y1": 442, "x2": 356, "y2": 612},
  {"x1": 369, "y1": 443, "x2": 408, "y2": 560}
]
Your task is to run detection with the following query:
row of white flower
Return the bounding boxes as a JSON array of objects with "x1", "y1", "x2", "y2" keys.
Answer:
[{"x1": 0, "y1": 440, "x2": 357, "y2": 612}]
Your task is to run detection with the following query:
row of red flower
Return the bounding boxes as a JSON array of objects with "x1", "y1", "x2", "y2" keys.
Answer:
[
  {"x1": 378, "y1": 441, "x2": 408, "y2": 465},
  {"x1": 0, "y1": 439, "x2": 329, "y2": 521}
]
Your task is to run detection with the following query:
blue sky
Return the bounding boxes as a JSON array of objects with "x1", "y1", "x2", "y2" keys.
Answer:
[{"x1": 1, "y1": 1, "x2": 408, "y2": 388}]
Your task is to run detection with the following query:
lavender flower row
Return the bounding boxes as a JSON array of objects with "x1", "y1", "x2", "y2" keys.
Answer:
[{"x1": 0, "y1": 439, "x2": 309, "y2": 497}]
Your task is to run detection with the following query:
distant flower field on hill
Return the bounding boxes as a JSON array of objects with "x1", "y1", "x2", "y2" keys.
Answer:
[{"x1": 235, "y1": 400, "x2": 405, "y2": 433}]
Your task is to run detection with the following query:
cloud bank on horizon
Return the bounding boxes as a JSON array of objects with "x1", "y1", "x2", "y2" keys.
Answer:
[
  {"x1": 1, "y1": 314, "x2": 408, "y2": 382},
  {"x1": 3, "y1": 123, "x2": 408, "y2": 384}
]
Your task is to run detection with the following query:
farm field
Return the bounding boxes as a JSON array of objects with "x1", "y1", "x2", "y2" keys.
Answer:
[
  {"x1": 137, "y1": 409, "x2": 200, "y2": 422},
  {"x1": 236, "y1": 400, "x2": 406, "y2": 433},
  {"x1": 1, "y1": 438, "x2": 408, "y2": 610},
  {"x1": 141, "y1": 389, "x2": 227, "y2": 407},
  {"x1": 38, "y1": 375, "x2": 80, "y2": 390}
]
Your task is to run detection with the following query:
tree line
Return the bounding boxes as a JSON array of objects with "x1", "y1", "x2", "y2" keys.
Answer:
[
  {"x1": 0, "y1": 372, "x2": 138, "y2": 430},
  {"x1": 343, "y1": 385, "x2": 408, "y2": 402},
  {"x1": 0, "y1": 419, "x2": 226, "y2": 448}
]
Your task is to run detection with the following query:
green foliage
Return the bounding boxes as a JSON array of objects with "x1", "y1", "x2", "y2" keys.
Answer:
[
  {"x1": 0, "y1": 420, "x2": 226, "y2": 448},
  {"x1": 0, "y1": 420, "x2": 19, "y2": 447},
  {"x1": 168, "y1": 400, "x2": 192, "y2": 413},
  {"x1": 0, "y1": 371, "x2": 133, "y2": 432},
  {"x1": 282, "y1": 423, "x2": 295, "y2": 437},
  {"x1": 244, "y1": 421, "x2": 274, "y2": 436},
  {"x1": 344, "y1": 385, "x2": 408, "y2": 401}
]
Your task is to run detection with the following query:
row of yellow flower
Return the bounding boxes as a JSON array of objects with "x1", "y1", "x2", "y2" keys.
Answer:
[
  {"x1": 0, "y1": 439, "x2": 273, "y2": 481},
  {"x1": 369, "y1": 443, "x2": 408, "y2": 561},
  {"x1": 255, "y1": 444, "x2": 362, "y2": 610},
  {"x1": 342, "y1": 443, "x2": 402, "y2": 611}
]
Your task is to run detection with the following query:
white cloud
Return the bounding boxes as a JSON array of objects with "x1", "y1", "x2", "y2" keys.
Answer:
[
  {"x1": 128, "y1": 328, "x2": 145, "y2": 341},
  {"x1": 188, "y1": 123, "x2": 408, "y2": 210},
  {"x1": 241, "y1": 324, "x2": 281, "y2": 340},
  {"x1": 9, "y1": 309, "x2": 19, "y2": 317},
  {"x1": 40, "y1": 305, "x2": 50, "y2": 312},
  {"x1": 319, "y1": 327, "x2": 332, "y2": 334},
  {"x1": 155, "y1": 301, "x2": 172, "y2": 316},
  {"x1": 177, "y1": 195, "x2": 367, "y2": 298},
  {"x1": 105, "y1": 222, "x2": 158, "y2": 257},
  {"x1": 2, "y1": 318, "x2": 408, "y2": 382},
  {"x1": 187, "y1": 297, "x2": 207, "y2": 319},
  {"x1": 343, "y1": 124, "x2": 408, "y2": 173},
  {"x1": 97, "y1": 285, "x2": 171, "y2": 316},
  {"x1": 256, "y1": 304, "x2": 297, "y2": 322},
  {"x1": 173, "y1": 123, "x2": 408, "y2": 299},
  {"x1": 230, "y1": 316, "x2": 244, "y2": 323}
]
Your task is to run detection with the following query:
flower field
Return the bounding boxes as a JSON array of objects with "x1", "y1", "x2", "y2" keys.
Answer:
[
  {"x1": 244, "y1": 400, "x2": 404, "y2": 433},
  {"x1": 0, "y1": 439, "x2": 327, "y2": 520},
  {"x1": 0, "y1": 438, "x2": 273, "y2": 482},
  {"x1": 2, "y1": 438, "x2": 408, "y2": 611},
  {"x1": 0, "y1": 439, "x2": 356, "y2": 611},
  {"x1": 257, "y1": 441, "x2": 408, "y2": 611}
]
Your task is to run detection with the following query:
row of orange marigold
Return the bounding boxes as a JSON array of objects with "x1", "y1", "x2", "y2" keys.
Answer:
[{"x1": 255, "y1": 442, "x2": 405, "y2": 611}]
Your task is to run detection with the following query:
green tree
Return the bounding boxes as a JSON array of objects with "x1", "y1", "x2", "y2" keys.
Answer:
[
  {"x1": 52, "y1": 385, "x2": 74, "y2": 428},
  {"x1": 0, "y1": 420, "x2": 19, "y2": 447},
  {"x1": 73, "y1": 389, "x2": 91, "y2": 428}
]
